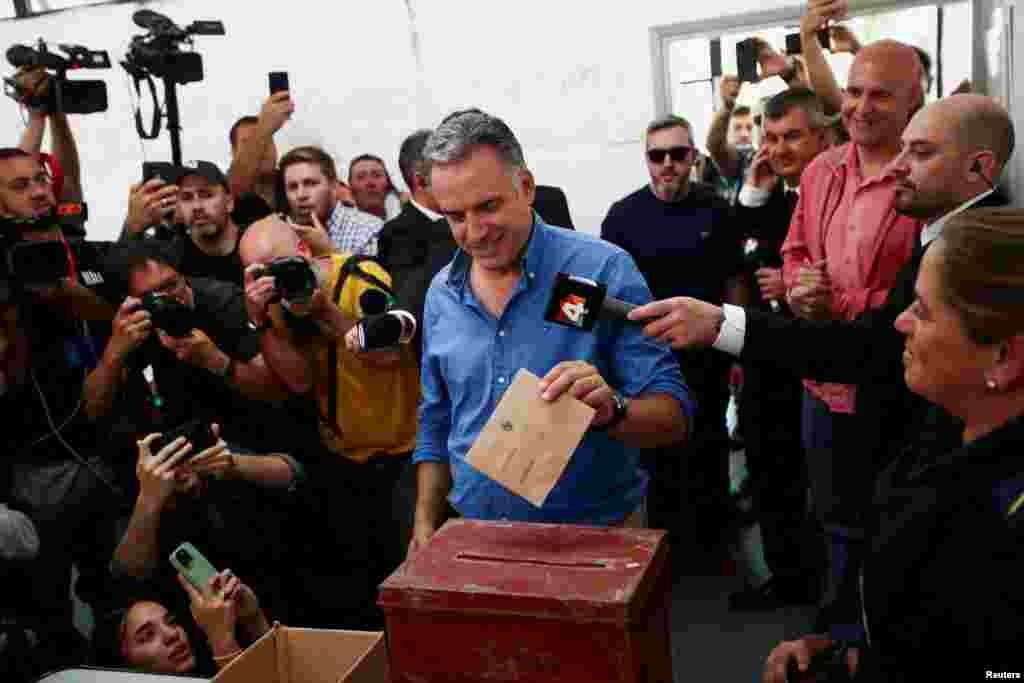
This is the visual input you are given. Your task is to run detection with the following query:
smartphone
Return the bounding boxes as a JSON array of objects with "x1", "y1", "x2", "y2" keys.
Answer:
[
  {"x1": 142, "y1": 161, "x2": 177, "y2": 184},
  {"x1": 785, "y1": 29, "x2": 831, "y2": 55},
  {"x1": 7, "y1": 240, "x2": 70, "y2": 285},
  {"x1": 268, "y1": 71, "x2": 289, "y2": 95},
  {"x1": 169, "y1": 542, "x2": 220, "y2": 596},
  {"x1": 736, "y1": 38, "x2": 760, "y2": 83},
  {"x1": 152, "y1": 419, "x2": 218, "y2": 455}
]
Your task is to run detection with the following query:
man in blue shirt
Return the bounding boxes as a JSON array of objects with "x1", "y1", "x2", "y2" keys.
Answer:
[{"x1": 410, "y1": 110, "x2": 693, "y2": 551}]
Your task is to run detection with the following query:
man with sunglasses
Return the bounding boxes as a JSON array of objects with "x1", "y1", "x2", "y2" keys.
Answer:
[{"x1": 601, "y1": 115, "x2": 748, "y2": 572}]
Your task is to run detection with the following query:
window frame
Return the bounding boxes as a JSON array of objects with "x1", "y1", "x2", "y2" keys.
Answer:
[{"x1": 649, "y1": 0, "x2": 980, "y2": 119}]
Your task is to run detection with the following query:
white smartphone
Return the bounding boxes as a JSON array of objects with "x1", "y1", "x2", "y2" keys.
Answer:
[{"x1": 169, "y1": 542, "x2": 219, "y2": 596}]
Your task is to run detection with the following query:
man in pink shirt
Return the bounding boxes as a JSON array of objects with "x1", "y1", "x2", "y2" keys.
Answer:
[{"x1": 779, "y1": 39, "x2": 924, "y2": 613}]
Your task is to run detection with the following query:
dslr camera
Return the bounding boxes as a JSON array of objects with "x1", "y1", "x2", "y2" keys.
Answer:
[
  {"x1": 254, "y1": 256, "x2": 318, "y2": 305},
  {"x1": 135, "y1": 291, "x2": 193, "y2": 338},
  {"x1": 4, "y1": 39, "x2": 111, "y2": 114}
]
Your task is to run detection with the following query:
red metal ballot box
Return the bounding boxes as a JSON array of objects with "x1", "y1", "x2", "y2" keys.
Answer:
[{"x1": 378, "y1": 519, "x2": 673, "y2": 682}]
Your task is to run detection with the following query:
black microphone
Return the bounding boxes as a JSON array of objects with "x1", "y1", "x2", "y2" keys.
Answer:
[
  {"x1": 743, "y1": 237, "x2": 781, "y2": 313},
  {"x1": 355, "y1": 311, "x2": 416, "y2": 351},
  {"x1": 359, "y1": 288, "x2": 392, "y2": 316},
  {"x1": 543, "y1": 272, "x2": 638, "y2": 331}
]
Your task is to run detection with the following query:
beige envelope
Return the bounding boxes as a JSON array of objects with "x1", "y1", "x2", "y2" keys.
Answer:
[{"x1": 466, "y1": 369, "x2": 596, "y2": 507}]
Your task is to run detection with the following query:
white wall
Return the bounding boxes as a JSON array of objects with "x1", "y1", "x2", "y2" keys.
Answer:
[{"x1": 0, "y1": 0, "x2": 794, "y2": 239}]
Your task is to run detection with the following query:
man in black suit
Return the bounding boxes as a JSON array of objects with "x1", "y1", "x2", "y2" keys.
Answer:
[
  {"x1": 377, "y1": 130, "x2": 458, "y2": 361},
  {"x1": 630, "y1": 93, "x2": 1013, "y2": 623},
  {"x1": 729, "y1": 88, "x2": 832, "y2": 611},
  {"x1": 533, "y1": 184, "x2": 575, "y2": 230}
]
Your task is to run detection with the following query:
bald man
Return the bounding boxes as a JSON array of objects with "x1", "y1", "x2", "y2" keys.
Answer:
[
  {"x1": 630, "y1": 93, "x2": 1012, "y2": 639},
  {"x1": 240, "y1": 214, "x2": 421, "y2": 629},
  {"x1": 719, "y1": 39, "x2": 926, "y2": 613}
]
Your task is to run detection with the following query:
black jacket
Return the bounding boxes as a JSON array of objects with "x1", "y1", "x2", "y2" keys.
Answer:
[
  {"x1": 846, "y1": 408, "x2": 1024, "y2": 680},
  {"x1": 534, "y1": 185, "x2": 575, "y2": 230},
  {"x1": 377, "y1": 203, "x2": 458, "y2": 360},
  {"x1": 739, "y1": 192, "x2": 1007, "y2": 475}
]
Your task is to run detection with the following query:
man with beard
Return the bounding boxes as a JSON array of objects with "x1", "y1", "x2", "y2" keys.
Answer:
[
  {"x1": 628, "y1": 94, "x2": 1012, "y2": 635},
  {"x1": 172, "y1": 162, "x2": 246, "y2": 284},
  {"x1": 601, "y1": 115, "x2": 747, "y2": 571},
  {"x1": 279, "y1": 146, "x2": 383, "y2": 257}
]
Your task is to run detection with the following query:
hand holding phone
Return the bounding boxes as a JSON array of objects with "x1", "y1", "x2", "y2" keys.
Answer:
[
  {"x1": 268, "y1": 71, "x2": 289, "y2": 95},
  {"x1": 170, "y1": 542, "x2": 220, "y2": 597},
  {"x1": 153, "y1": 420, "x2": 218, "y2": 455}
]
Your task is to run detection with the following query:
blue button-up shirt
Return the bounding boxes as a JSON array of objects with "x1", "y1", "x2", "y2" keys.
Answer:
[{"x1": 413, "y1": 216, "x2": 694, "y2": 525}]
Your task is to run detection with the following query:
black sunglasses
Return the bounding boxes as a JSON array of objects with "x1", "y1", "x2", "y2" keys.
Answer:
[{"x1": 646, "y1": 146, "x2": 695, "y2": 164}]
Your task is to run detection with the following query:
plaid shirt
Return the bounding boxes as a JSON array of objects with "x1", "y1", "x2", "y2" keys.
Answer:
[{"x1": 327, "y1": 202, "x2": 384, "y2": 256}]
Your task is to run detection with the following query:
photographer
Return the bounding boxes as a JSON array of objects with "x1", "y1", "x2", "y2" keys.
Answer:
[
  {"x1": 239, "y1": 216, "x2": 420, "y2": 628},
  {"x1": 0, "y1": 148, "x2": 125, "y2": 667},
  {"x1": 100, "y1": 239, "x2": 308, "y2": 456}
]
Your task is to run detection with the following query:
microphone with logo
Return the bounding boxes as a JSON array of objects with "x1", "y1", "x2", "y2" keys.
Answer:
[{"x1": 543, "y1": 273, "x2": 639, "y2": 331}]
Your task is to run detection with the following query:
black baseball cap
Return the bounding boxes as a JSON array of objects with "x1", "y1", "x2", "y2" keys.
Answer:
[{"x1": 171, "y1": 160, "x2": 229, "y2": 191}]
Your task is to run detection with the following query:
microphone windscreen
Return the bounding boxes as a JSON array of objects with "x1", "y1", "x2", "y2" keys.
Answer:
[
  {"x1": 359, "y1": 288, "x2": 391, "y2": 316},
  {"x1": 361, "y1": 314, "x2": 405, "y2": 350}
]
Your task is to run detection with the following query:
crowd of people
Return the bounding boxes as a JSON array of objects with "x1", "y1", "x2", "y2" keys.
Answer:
[{"x1": 0, "y1": 0, "x2": 1021, "y2": 680}]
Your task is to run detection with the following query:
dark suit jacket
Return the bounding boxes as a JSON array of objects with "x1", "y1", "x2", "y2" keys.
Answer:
[
  {"x1": 739, "y1": 191, "x2": 1007, "y2": 476},
  {"x1": 733, "y1": 183, "x2": 803, "y2": 429},
  {"x1": 842, "y1": 409, "x2": 1024, "y2": 681},
  {"x1": 533, "y1": 185, "x2": 574, "y2": 230},
  {"x1": 377, "y1": 203, "x2": 458, "y2": 360}
]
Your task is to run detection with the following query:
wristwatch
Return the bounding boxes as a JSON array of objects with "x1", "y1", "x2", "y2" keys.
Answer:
[{"x1": 596, "y1": 391, "x2": 629, "y2": 432}]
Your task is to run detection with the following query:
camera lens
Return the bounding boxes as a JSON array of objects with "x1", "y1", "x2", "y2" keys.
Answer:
[{"x1": 175, "y1": 548, "x2": 192, "y2": 567}]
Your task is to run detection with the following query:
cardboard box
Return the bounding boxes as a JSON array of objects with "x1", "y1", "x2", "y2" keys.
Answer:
[
  {"x1": 379, "y1": 519, "x2": 674, "y2": 682},
  {"x1": 214, "y1": 624, "x2": 388, "y2": 683}
]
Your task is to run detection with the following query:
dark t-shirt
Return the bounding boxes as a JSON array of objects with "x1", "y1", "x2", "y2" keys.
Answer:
[
  {"x1": 600, "y1": 183, "x2": 743, "y2": 305},
  {"x1": 125, "y1": 277, "x2": 310, "y2": 454},
  {"x1": 176, "y1": 235, "x2": 245, "y2": 286},
  {"x1": 601, "y1": 183, "x2": 741, "y2": 407}
]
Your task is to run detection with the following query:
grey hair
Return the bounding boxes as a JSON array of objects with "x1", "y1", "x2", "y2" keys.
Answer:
[
  {"x1": 646, "y1": 115, "x2": 694, "y2": 144},
  {"x1": 423, "y1": 109, "x2": 527, "y2": 174}
]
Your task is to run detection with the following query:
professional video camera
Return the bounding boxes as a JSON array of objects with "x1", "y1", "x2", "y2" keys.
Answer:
[
  {"x1": 122, "y1": 9, "x2": 224, "y2": 85},
  {"x1": 121, "y1": 9, "x2": 224, "y2": 166},
  {"x1": 253, "y1": 256, "x2": 318, "y2": 305},
  {"x1": 4, "y1": 38, "x2": 111, "y2": 114},
  {"x1": 0, "y1": 213, "x2": 95, "y2": 304}
]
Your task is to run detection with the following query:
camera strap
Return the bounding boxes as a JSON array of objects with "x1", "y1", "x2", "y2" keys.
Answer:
[
  {"x1": 323, "y1": 256, "x2": 393, "y2": 443},
  {"x1": 131, "y1": 71, "x2": 161, "y2": 140}
]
